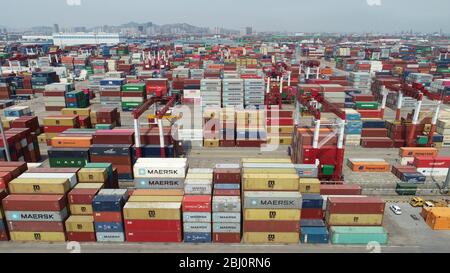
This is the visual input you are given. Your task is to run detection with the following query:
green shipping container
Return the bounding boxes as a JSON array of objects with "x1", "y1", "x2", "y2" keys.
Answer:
[
  {"x1": 122, "y1": 84, "x2": 146, "y2": 92},
  {"x1": 330, "y1": 226, "x2": 388, "y2": 245},
  {"x1": 416, "y1": 136, "x2": 428, "y2": 145},
  {"x1": 49, "y1": 157, "x2": 88, "y2": 168},
  {"x1": 95, "y1": 124, "x2": 113, "y2": 129},
  {"x1": 121, "y1": 101, "x2": 142, "y2": 107},
  {"x1": 322, "y1": 165, "x2": 335, "y2": 175},
  {"x1": 355, "y1": 102, "x2": 379, "y2": 110}
]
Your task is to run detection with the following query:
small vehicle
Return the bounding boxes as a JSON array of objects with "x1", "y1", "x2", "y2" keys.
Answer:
[
  {"x1": 410, "y1": 197, "x2": 425, "y2": 207},
  {"x1": 390, "y1": 205, "x2": 402, "y2": 215},
  {"x1": 423, "y1": 201, "x2": 435, "y2": 208}
]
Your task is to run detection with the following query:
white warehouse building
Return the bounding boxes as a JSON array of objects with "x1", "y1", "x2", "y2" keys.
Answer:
[{"x1": 52, "y1": 33, "x2": 124, "y2": 46}]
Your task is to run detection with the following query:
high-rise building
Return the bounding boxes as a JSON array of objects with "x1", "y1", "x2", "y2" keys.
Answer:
[
  {"x1": 246, "y1": 27, "x2": 253, "y2": 36},
  {"x1": 53, "y1": 24, "x2": 60, "y2": 33}
]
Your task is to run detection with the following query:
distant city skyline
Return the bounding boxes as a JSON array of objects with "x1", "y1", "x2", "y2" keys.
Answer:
[{"x1": 1, "y1": 0, "x2": 449, "y2": 33}]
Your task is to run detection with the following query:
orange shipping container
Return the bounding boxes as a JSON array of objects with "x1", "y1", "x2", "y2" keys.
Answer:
[
  {"x1": 50, "y1": 136, "x2": 93, "y2": 148},
  {"x1": 426, "y1": 208, "x2": 450, "y2": 230},
  {"x1": 399, "y1": 147, "x2": 438, "y2": 158},
  {"x1": 347, "y1": 160, "x2": 390, "y2": 172}
]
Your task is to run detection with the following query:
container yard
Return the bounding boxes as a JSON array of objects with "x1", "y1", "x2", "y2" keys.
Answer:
[{"x1": 0, "y1": 1, "x2": 450, "y2": 260}]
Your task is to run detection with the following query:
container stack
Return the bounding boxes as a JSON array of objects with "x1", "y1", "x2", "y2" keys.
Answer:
[
  {"x1": 300, "y1": 193, "x2": 328, "y2": 244},
  {"x1": 236, "y1": 109, "x2": 266, "y2": 147},
  {"x1": 91, "y1": 130, "x2": 134, "y2": 180},
  {"x1": 145, "y1": 78, "x2": 168, "y2": 98},
  {"x1": 4, "y1": 175, "x2": 71, "y2": 242},
  {"x1": 44, "y1": 83, "x2": 72, "y2": 111},
  {"x1": 0, "y1": 190, "x2": 8, "y2": 241},
  {"x1": 65, "y1": 90, "x2": 89, "y2": 109},
  {"x1": 121, "y1": 83, "x2": 146, "y2": 111},
  {"x1": 244, "y1": 79, "x2": 265, "y2": 107},
  {"x1": 92, "y1": 189, "x2": 128, "y2": 243},
  {"x1": 88, "y1": 75, "x2": 105, "y2": 92},
  {"x1": 202, "y1": 107, "x2": 220, "y2": 148},
  {"x1": 327, "y1": 197, "x2": 388, "y2": 245},
  {"x1": 343, "y1": 109, "x2": 362, "y2": 146},
  {"x1": 32, "y1": 72, "x2": 59, "y2": 91},
  {"x1": 92, "y1": 107, "x2": 121, "y2": 129},
  {"x1": 126, "y1": 158, "x2": 187, "y2": 242},
  {"x1": 242, "y1": 158, "x2": 301, "y2": 244},
  {"x1": 0, "y1": 162, "x2": 28, "y2": 191},
  {"x1": 216, "y1": 108, "x2": 233, "y2": 147},
  {"x1": 212, "y1": 164, "x2": 241, "y2": 243},
  {"x1": 182, "y1": 194, "x2": 212, "y2": 243},
  {"x1": 61, "y1": 108, "x2": 92, "y2": 129},
  {"x1": 200, "y1": 79, "x2": 222, "y2": 108},
  {"x1": 266, "y1": 109, "x2": 294, "y2": 146},
  {"x1": 100, "y1": 78, "x2": 125, "y2": 108},
  {"x1": 437, "y1": 118, "x2": 450, "y2": 147},
  {"x1": 43, "y1": 115, "x2": 80, "y2": 140},
  {"x1": 222, "y1": 79, "x2": 244, "y2": 108},
  {"x1": 91, "y1": 59, "x2": 107, "y2": 75},
  {"x1": 348, "y1": 72, "x2": 371, "y2": 92},
  {"x1": 183, "y1": 168, "x2": 213, "y2": 243}
]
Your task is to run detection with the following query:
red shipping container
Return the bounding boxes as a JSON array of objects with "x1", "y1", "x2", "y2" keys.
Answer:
[
  {"x1": 320, "y1": 184, "x2": 362, "y2": 195},
  {"x1": 124, "y1": 220, "x2": 181, "y2": 232},
  {"x1": 7, "y1": 221, "x2": 65, "y2": 232},
  {"x1": 0, "y1": 161, "x2": 27, "y2": 172},
  {"x1": 266, "y1": 118, "x2": 293, "y2": 126},
  {"x1": 182, "y1": 196, "x2": 212, "y2": 212},
  {"x1": 361, "y1": 128, "x2": 388, "y2": 138},
  {"x1": 94, "y1": 212, "x2": 123, "y2": 222},
  {"x1": 236, "y1": 140, "x2": 265, "y2": 147},
  {"x1": 301, "y1": 208, "x2": 324, "y2": 219},
  {"x1": 213, "y1": 189, "x2": 240, "y2": 196},
  {"x1": 67, "y1": 232, "x2": 96, "y2": 242},
  {"x1": 361, "y1": 137, "x2": 394, "y2": 148},
  {"x1": 44, "y1": 125, "x2": 76, "y2": 133},
  {"x1": 219, "y1": 140, "x2": 235, "y2": 147},
  {"x1": 126, "y1": 231, "x2": 182, "y2": 242},
  {"x1": 0, "y1": 231, "x2": 8, "y2": 241},
  {"x1": 213, "y1": 233, "x2": 241, "y2": 243},
  {"x1": 213, "y1": 169, "x2": 241, "y2": 183},
  {"x1": 266, "y1": 110, "x2": 293, "y2": 118},
  {"x1": 352, "y1": 95, "x2": 375, "y2": 102},
  {"x1": 243, "y1": 220, "x2": 299, "y2": 232},
  {"x1": 413, "y1": 156, "x2": 450, "y2": 168},
  {"x1": 93, "y1": 130, "x2": 134, "y2": 144},
  {"x1": 68, "y1": 188, "x2": 99, "y2": 205},
  {"x1": 357, "y1": 110, "x2": 382, "y2": 119},
  {"x1": 2, "y1": 195, "x2": 67, "y2": 211},
  {"x1": 327, "y1": 197, "x2": 385, "y2": 214}
]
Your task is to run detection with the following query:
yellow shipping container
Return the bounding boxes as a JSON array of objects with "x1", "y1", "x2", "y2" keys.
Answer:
[
  {"x1": 326, "y1": 213, "x2": 384, "y2": 226},
  {"x1": 2, "y1": 120, "x2": 11, "y2": 129},
  {"x1": 185, "y1": 173, "x2": 213, "y2": 180},
  {"x1": 267, "y1": 126, "x2": 294, "y2": 134},
  {"x1": 204, "y1": 139, "x2": 219, "y2": 147},
  {"x1": 8, "y1": 178, "x2": 70, "y2": 194},
  {"x1": 37, "y1": 134, "x2": 47, "y2": 144},
  {"x1": 69, "y1": 204, "x2": 93, "y2": 215},
  {"x1": 243, "y1": 232, "x2": 299, "y2": 244},
  {"x1": 61, "y1": 108, "x2": 91, "y2": 117},
  {"x1": 123, "y1": 202, "x2": 181, "y2": 220},
  {"x1": 244, "y1": 209, "x2": 301, "y2": 221},
  {"x1": 267, "y1": 137, "x2": 292, "y2": 145},
  {"x1": 242, "y1": 168, "x2": 297, "y2": 175},
  {"x1": 43, "y1": 117, "x2": 77, "y2": 126},
  {"x1": 74, "y1": 183, "x2": 104, "y2": 190},
  {"x1": 131, "y1": 189, "x2": 184, "y2": 196},
  {"x1": 10, "y1": 232, "x2": 66, "y2": 242},
  {"x1": 45, "y1": 133, "x2": 59, "y2": 139},
  {"x1": 241, "y1": 158, "x2": 292, "y2": 164},
  {"x1": 77, "y1": 168, "x2": 108, "y2": 183},
  {"x1": 243, "y1": 174, "x2": 299, "y2": 191},
  {"x1": 128, "y1": 195, "x2": 183, "y2": 202},
  {"x1": 65, "y1": 216, "x2": 95, "y2": 232},
  {"x1": 299, "y1": 178, "x2": 321, "y2": 194}
]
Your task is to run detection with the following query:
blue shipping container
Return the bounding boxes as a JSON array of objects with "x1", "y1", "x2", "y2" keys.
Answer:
[
  {"x1": 302, "y1": 194, "x2": 324, "y2": 209},
  {"x1": 300, "y1": 227, "x2": 329, "y2": 244},
  {"x1": 92, "y1": 195, "x2": 125, "y2": 212},
  {"x1": 300, "y1": 219, "x2": 326, "y2": 228},
  {"x1": 95, "y1": 222, "x2": 124, "y2": 233},
  {"x1": 184, "y1": 232, "x2": 212, "y2": 243}
]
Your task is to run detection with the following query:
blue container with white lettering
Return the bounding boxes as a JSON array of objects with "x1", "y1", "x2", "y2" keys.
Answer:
[
  {"x1": 95, "y1": 222, "x2": 124, "y2": 233},
  {"x1": 184, "y1": 232, "x2": 212, "y2": 243},
  {"x1": 92, "y1": 195, "x2": 125, "y2": 212},
  {"x1": 302, "y1": 194, "x2": 323, "y2": 209},
  {"x1": 401, "y1": 172, "x2": 426, "y2": 184},
  {"x1": 214, "y1": 183, "x2": 240, "y2": 190},
  {"x1": 300, "y1": 227, "x2": 329, "y2": 244},
  {"x1": 362, "y1": 120, "x2": 386, "y2": 129}
]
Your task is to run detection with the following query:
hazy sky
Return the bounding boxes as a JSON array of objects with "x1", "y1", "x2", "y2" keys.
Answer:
[{"x1": 1, "y1": 0, "x2": 449, "y2": 33}]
